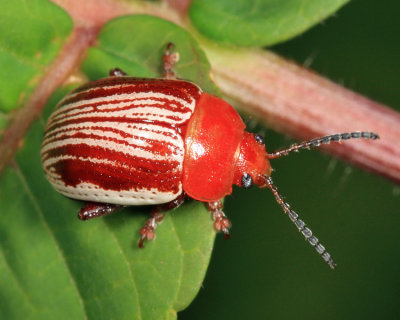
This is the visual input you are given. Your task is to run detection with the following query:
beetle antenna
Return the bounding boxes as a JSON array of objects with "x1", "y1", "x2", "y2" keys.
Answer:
[
  {"x1": 267, "y1": 131, "x2": 379, "y2": 159},
  {"x1": 261, "y1": 175, "x2": 336, "y2": 269}
]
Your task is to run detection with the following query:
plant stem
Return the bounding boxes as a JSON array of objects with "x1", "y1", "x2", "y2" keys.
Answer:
[{"x1": 201, "y1": 42, "x2": 400, "y2": 183}]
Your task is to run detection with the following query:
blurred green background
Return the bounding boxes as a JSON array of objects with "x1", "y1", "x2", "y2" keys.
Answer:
[{"x1": 181, "y1": 0, "x2": 400, "y2": 319}]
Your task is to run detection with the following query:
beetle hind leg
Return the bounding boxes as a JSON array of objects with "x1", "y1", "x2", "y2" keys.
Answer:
[
  {"x1": 162, "y1": 42, "x2": 179, "y2": 79},
  {"x1": 138, "y1": 193, "x2": 186, "y2": 248},
  {"x1": 207, "y1": 200, "x2": 231, "y2": 239},
  {"x1": 138, "y1": 210, "x2": 165, "y2": 248}
]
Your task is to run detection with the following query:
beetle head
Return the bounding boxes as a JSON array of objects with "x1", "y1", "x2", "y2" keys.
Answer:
[{"x1": 233, "y1": 132, "x2": 272, "y2": 189}]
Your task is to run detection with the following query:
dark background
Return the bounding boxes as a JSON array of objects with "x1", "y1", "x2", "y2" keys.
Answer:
[{"x1": 181, "y1": 0, "x2": 400, "y2": 319}]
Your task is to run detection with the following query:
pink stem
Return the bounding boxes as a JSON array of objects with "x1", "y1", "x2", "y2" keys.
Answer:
[
  {"x1": 204, "y1": 46, "x2": 400, "y2": 183},
  {"x1": 0, "y1": 26, "x2": 98, "y2": 173},
  {"x1": 164, "y1": 0, "x2": 192, "y2": 16}
]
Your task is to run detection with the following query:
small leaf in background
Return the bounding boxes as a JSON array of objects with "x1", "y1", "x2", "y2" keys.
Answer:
[
  {"x1": 0, "y1": 0, "x2": 72, "y2": 116},
  {"x1": 0, "y1": 14, "x2": 217, "y2": 320},
  {"x1": 82, "y1": 15, "x2": 218, "y2": 94},
  {"x1": 189, "y1": 0, "x2": 349, "y2": 46}
]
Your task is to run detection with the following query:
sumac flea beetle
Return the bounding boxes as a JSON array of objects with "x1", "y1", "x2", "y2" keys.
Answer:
[{"x1": 41, "y1": 43, "x2": 379, "y2": 269}]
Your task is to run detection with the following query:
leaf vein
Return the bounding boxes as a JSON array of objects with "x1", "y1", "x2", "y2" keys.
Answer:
[
  {"x1": 104, "y1": 219, "x2": 143, "y2": 320},
  {"x1": 0, "y1": 246, "x2": 36, "y2": 312}
]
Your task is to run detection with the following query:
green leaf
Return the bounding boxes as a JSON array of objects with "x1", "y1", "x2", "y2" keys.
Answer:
[
  {"x1": 0, "y1": 0, "x2": 72, "y2": 114},
  {"x1": 82, "y1": 15, "x2": 218, "y2": 95},
  {"x1": 0, "y1": 15, "x2": 216, "y2": 320},
  {"x1": 189, "y1": 0, "x2": 349, "y2": 46}
]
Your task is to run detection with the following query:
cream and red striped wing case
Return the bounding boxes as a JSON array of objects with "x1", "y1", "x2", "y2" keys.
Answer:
[{"x1": 41, "y1": 77, "x2": 202, "y2": 205}]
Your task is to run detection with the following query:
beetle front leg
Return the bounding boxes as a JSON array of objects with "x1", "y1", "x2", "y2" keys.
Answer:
[
  {"x1": 138, "y1": 193, "x2": 186, "y2": 248},
  {"x1": 207, "y1": 200, "x2": 231, "y2": 239},
  {"x1": 162, "y1": 42, "x2": 179, "y2": 79},
  {"x1": 78, "y1": 202, "x2": 125, "y2": 220}
]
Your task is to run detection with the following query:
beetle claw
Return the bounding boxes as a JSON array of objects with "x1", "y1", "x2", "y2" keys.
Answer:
[
  {"x1": 138, "y1": 236, "x2": 145, "y2": 248},
  {"x1": 138, "y1": 226, "x2": 155, "y2": 248},
  {"x1": 222, "y1": 229, "x2": 231, "y2": 239}
]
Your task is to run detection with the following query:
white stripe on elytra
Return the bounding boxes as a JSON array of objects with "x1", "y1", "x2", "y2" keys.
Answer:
[
  {"x1": 41, "y1": 136, "x2": 184, "y2": 162},
  {"x1": 63, "y1": 82, "x2": 200, "y2": 102},
  {"x1": 42, "y1": 122, "x2": 181, "y2": 149},
  {"x1": 52, "y1": 90, "x2": 197, "y2": 120},
  {"x1": 46, "y1": 179, "x2": 181, "y2": 205},
  {"x1": 48, "y1": 106, "x2": 192, "y2": 127},
  {"x1": 43, "y1": 154, "x2": 182, "y2": 176},
  {"x1": 44, "y1": 120, "x2": 179, "y2": 140},
  {"x1": 50, "y1": 98, "x2": 192, "y2": 123},
  {"x1": 42, "y1": 128, "x2": 176, "y2": 151}
]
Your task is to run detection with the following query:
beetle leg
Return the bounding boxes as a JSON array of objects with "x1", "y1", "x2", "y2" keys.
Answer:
[
  {"x1": 206, "y1": 201, "x2": 231, "y2": 239},
  {"x1": 162, "y1": 42, "x2": 179, "y2": 79},
  {"x1": 138, "y1": 193, "x2": 186, "y2": 248},
  {"x1": 138, "y1": 210, "x2": 165, "y2": 248},
  {"x1": 78, "y1": 202, "x2": 124, "y2": 220},
  {"x1": 109, "y1": 68, "x2": 128, "y2": 77}
]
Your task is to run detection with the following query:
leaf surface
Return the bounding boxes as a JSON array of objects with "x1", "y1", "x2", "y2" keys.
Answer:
[
  {"x1": 189, "y1": 0, "x2": 349, "y2": 46},
  {"x1": 0, "y1": 0, "x2": 72, "y2": 121}
]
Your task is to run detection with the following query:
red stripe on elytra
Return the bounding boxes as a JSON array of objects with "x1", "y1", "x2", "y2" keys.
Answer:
[
  {"x1": 72, "y1": 77, "x2": 201, "y2": 96},
  {"x1": 43, "y1": 124, "x2": 134, "y2": 141},
  {"x1": 42, "y1": 131, "x2": 181, "y2": 160},
  {"x1": 64, "y1": 78, "x2": 201, "y2": 106},
  {"x1": 45, "y1": 144, "x2": 181, "y2": 193},
  {"x1": 55, "y1": 96, "x2": 193, "y2": 120},
  {"x1": 43, "y1": 124, "x2": 179, "y2": 144},
  {"x1": 45, "y1": 115, "x2": 186, "y2": 135}
]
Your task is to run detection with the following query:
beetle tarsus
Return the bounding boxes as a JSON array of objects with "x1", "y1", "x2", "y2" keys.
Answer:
[
  {"x1": 223, "y1": 230, "x2": 230, "y2": 239},
  {"x1": 138, "y1": 211, "x2": 165, "y2": 248},
  {"x1": 207, "y1": 200, "x2": 232, "y2": 238},
  {"x1": 138, "y1": 236, "x2": 146, "y2": 248},
  {"x1": 163, "y1": 42, "x2": 179, "y2": 79},
  {"x1": 137, "y1": 194, "x2": 185, "y2": 247}
]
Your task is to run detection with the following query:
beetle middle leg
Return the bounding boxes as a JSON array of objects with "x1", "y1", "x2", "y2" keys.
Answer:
[
  {"x1": 162, "y1": 42, "x2": 179, "y2": 79},
  {"x1": 138, "y1": 193, "x2": 186, "y2": 248},
  {"x1": 206, "y1": 200, "x2": 231, "y2": 239}
]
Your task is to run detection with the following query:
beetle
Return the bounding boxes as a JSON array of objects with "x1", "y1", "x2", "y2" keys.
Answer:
[{"x1": 41, "y1": 43, "x2": 379, "y2": 269}]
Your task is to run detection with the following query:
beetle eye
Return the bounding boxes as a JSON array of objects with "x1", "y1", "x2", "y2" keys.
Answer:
[
  {"x1": 254, "y1": 134, "x2": 264, "y2": 145},
  {"x1": 241, "y1": 173, "x2": 253, "y2": 189}
]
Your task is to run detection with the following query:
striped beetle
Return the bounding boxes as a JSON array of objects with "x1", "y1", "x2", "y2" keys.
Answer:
[{"x1": 41, "y1": 43, "x2": 379, "y2": 269}]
